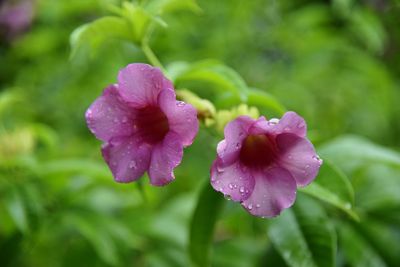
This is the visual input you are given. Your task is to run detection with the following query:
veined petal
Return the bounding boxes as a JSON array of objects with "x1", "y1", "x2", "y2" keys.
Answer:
[
  {"x1": 210, "y1": 159, "x2": 255, "y2": 202},
  {"x1": 101, "y1": 136, "x2": 152, "y2": 183},
  {"x1": 117, "y1": 63, "x2": 173, "y2": 107},
  {"x1": 85, "y1": 84, "x2": 134, "y2": 142},
  {"x1": 276, "y1": 133, "x2": 322, "y2": 187},
  {"x1": 217, "y1": 116, "x2": 254, "y2": 166},
  {"x1": 241, "y1": 166, "x2": 297, "y2": 218},
  {"x1": 148, "y1": 132, "x2": 183, "y2": 186},
  {"x1": 158, "y1": 89, "x2": 199, "y2": 147}
]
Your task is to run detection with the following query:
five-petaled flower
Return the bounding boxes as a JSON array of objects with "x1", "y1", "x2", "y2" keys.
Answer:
[
  {"x1": 86, "y1": 63, "x2": 199, "y2": 186},
  {"x1": 210, "y1": 112, "x2": 322, "y2": 217}
]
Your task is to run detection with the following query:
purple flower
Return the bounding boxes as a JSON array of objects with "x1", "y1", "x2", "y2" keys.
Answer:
[
  {"x1": 0, "y1": 0, "x2": 34, "y2": 41},
  {"x1": 210, "y1": 112, "x2": 322, "y2": 217},
  {"x1": 86, "y1": 63, "x2": 199, "y2": 186}
]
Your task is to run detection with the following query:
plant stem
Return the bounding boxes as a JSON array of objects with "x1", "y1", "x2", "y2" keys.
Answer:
[{"x1": 141, "y1": 43, "x2": 166, "y2": 73}]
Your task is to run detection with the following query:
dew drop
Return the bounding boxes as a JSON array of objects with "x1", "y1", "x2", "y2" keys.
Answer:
[
  {"x1": 284, "y1": 127, "x2": 291, "y2": 131},
  {"x1": 239, "y1": 187, "x2": 245, "y2": 193},
  {"x1": 228, "y1": 183, "x2": 234, "y2": 189},
  {"x1": 129, "y1": 160, "x2": 137, "y2": 169},
  {"x1": 224, "y1": 194, "x2": 232, "y2": 200},
  {"x1": 256, "y1": 204, "x2": 261, "y2": 208},
  {"x1": 176, "y1": 101, "x2": 186, "y2": 107},
  {"x1": 313, "y1": 155, "x2": 323, "y2": 164},
  {"x1": 248, "y1": 204, "x2": 253, "y2": 210},
  {"x1": 233, "y1": 184, "x2": 238, "y2": 189},
  {"x1": 297, "y1": 121, "x2": 305, "y2": 128},
  {"x1": 269, "y1": 118, "x2": 279, "y2": 125}
]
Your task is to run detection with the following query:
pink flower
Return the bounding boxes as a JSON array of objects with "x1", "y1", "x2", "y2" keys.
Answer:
[
  {"x1": 86, "y1": 63, "x2": 199, "y2": 186},
  {"x1": 210, "y1": 112, "x2": 322, "y2": 217}
]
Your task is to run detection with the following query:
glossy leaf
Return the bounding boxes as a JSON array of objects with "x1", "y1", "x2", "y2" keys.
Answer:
[
  {"x1": 268, "y1": 195, "x2": 336, "y2": 267},
  {"x1": 300, "y1": 160, "x2": 358, "y2": 220},
  {"x1": 144, "y1": 0, "x2": 201, "y2": 14},
  {"x1": 189, "y1": 182, "x2": 224, "y2": 267},
  {"x1": 70, "y1": 16, "x2": 133, "y2": 58},
  {"x1": 174, "y1": 60, "x2": 248, "y2": 103}
]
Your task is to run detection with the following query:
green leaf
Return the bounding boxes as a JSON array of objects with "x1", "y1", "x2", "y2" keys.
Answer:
[
  {"x1": 268, "y1": 195, "x2": 336, "y2": 267},
  {"x1": 319, "y1": 135, "x2": 400, "y2": 171},
  {"x1": 300, "y1": 160, "x2": 358, "y2": 220},
  {"x1": 144, "y1": 0, "x2": 201, "y2": 15},
  {"x1": 246, "y1": 88, "x2": 286, "y2": 115},
  {"x1": 189, "y1": 182, "x2": 225, "y2": 267},
  {"x1": 293, "y1": 195, "x2": 337, "y2": 267},
  {"x1": 268, "y1": 210, "x2": 314, "y2": 267},
  {"x1": 173, "y1": 60, "x2": 249, "y2": 103},
  {"x1": 70, "y1": 16, "x2": 133, "y2": 59},
  {"x1": 338, "y1": 221, "x2": 387, "y2": 267},
  {"x1": 6, "y1": 188, "x2": 29, "y2": 233}
]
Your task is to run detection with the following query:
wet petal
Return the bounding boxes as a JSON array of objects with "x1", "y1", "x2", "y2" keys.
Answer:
[
  {"x1": 117, "y1": 63, "x2": 173, "y2": 107},
  {"x1": 101, "y1": 136, "x2": 152, "y2": 183},
  {"x1": 241, "y1": 166, "x2": 297, "y2": 218},
  {"x1": 217, "y1": 116, "x2": 255, "y2": 166},
  {"x1": 276, "y1": 133, "x2": 322, "y2": 187},
  {"x1": 275, "y1": 112, "x2": 307, "y2": 137},
  {"x1": 158, "y1": 89, "x2": 199, "y2": 147},
  {"x1": 148, "y1": 132, "x2": 183, "y2": 186},
  {"x1": 85, "y1": 84, "x2": 134, "y2": 142},
  {"x1": 210, "y1": 159, "x2": 255, "y2": 202}
]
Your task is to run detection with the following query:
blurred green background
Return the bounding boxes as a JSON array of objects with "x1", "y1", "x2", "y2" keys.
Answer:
[{"x1": 1, "y1": 0, "x2": 400, "y2": 266}]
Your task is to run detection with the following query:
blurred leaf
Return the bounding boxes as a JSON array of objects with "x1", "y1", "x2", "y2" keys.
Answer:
[
  {"x1": 300, "y1": 160, "x2": 358, "y2": 220},
  {"x1": 338, "y1": 221, "x2": 387, "y2": 267},
  {"x1": 70, "y1": 16, "x2": 133, "y2": 59},
  {"x1": 189, "y1": 182, "x2": 224, "y2": 267},
  {"x1": 268, "y1": 209, "x2": 322, "y2": 267},
  {"x1": 174, "y1": 60, "x2": 248, "y2": 103},
  {"x1": 319, "y1": 135, "x2": 400, "y2": 171},
  {"x1": 246, "y1": 88, "x2": 286, "y2": 115},
  {"x1": 6, "y1": 188, "x2": 29, "y2": 233},
  {"x1": 144, "y1": 0, "x2": 201, "y2": 14}
]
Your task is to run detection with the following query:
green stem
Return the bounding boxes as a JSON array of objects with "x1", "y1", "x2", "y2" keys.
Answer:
[{"x1": 141, "y1": 43, "x2": 166, "y2": 72}]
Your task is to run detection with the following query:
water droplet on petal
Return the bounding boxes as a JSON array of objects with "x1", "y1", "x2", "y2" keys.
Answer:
[
  {"x1": 176, "y1": 101, "x2": 186, "y2": 107},
  {"x1": 256, "y1": 204, "x2": 261, "y2": 208},
  {"x1": 113, "y1": 118, "x2": 119, "y2": 123},
  {"x1": 284, "y1": 127, "x2": 291, "y2": 132},
  {"x1": 287, "y1": 154, "x2": 293, "y2": 159},
  {"x1": 239, "y1": 187, "x2": 245, "y2": 193},
  {"x1": 122, "y1": 116, "x2": 128, "y2": 123},
  {"x1": 233, "y1": 184, "x2": 238, "y2": 189},
  {"x1": 313, "y1": 155, "x2": 323, "y2": 164},
  {"x1": 297, "y1": 121, "x2": 305, "y2": 128},
  {"x1": 224, "y1": 194, "x2": 232, "y2": 200},
  {"x1": 269, "y1": 118, "x2": 279, "y2": 125},
  {"x1": 248, "y1": 204, "x2": 253, "y2": 210},
  {"x1": 129, "y1": 160, "x2": 137, "y2": 169},
  {"x1": 228, "y1": 183, "x2": 234, "y2": 189}
]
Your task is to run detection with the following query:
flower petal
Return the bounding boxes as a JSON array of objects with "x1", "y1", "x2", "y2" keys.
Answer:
[
  {"x1": 276, "y1": 111, "x2": 307, "y2": 137},
  {"x1": 241, "y1": 166, "x2": 297, "y2": 217},
  {"x1": 101, "y1": 136, "x2": 152, "y2": 183},
  {"x1": 210, "y1": 159, "x2": 255, "y2": 202},
  {"x1": 158, "y1": 89, "x2": 199, "y2": 147},
  {"x1": 85, "y1": 84, "x2": 134, "y2": 142},
  {"x1": 276, "y1": 133, "x2": 322, "y2": 187},
  {"x1": 217, "y1": 116, "x2": 255, "y2": 166},
  {"x1": 148, "y1": 132, "x2": 183, "y2": 186},
  {"x1": 117, "y1": 63, "x2": 173, "y2": 107}
]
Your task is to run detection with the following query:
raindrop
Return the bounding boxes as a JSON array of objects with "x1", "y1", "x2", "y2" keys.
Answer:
[
  {"x1": 122, "y1": 116, "x2": 128, "y2": 123},
  {"x1": 313, "y1": 155, "x2": 323, "y2": 164},
  {"x1": 176, "y1": 101, "x2": 186, "y2": 107},
  {"x1": 113, "y1": 118, "x2": 119, "y2": 123},
  {"x1": 228, "y1": 183, "x2": 234, "y2": 189},
  {"x1": 233, "y1": 184, "x2": 238, "y2": 189},
  {"x1": 305, "y1": 164, "x2": 310, "y2": 169},
  {"x1": 297, "y1": 122, "x2": 305, "y2": 128},
  {"x1": 256, "y1": 204, "x2": 261, "y2": 208},
  {"x1": 284, "y1": 127, "x2": 291, "y2": 132},
  {"x1": 287, "y1": 154, "x2": 293, "y2": 159},
  {"x1": 224, "y1": 194, "x2": 232, "y2": 200},
  {"x1": 239, "y1": 187, "x2": 245, "y2": 193},
  {"x1": 235, "y1": 143, "x2": 240, "y2": 149},
  {"x1": 248, "y1": 204, "x2": 253, "y2": 210},
  {"x1": 129, "y1": 160, "x2": 137, "y2": 169},
  {"x1": 269, "y1": 118, "x2": 279, "y2": 125}
]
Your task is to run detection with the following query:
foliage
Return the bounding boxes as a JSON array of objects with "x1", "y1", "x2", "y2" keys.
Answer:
[{"x1": 1, "y1": 0, "x2": 400, "y2": 266}]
